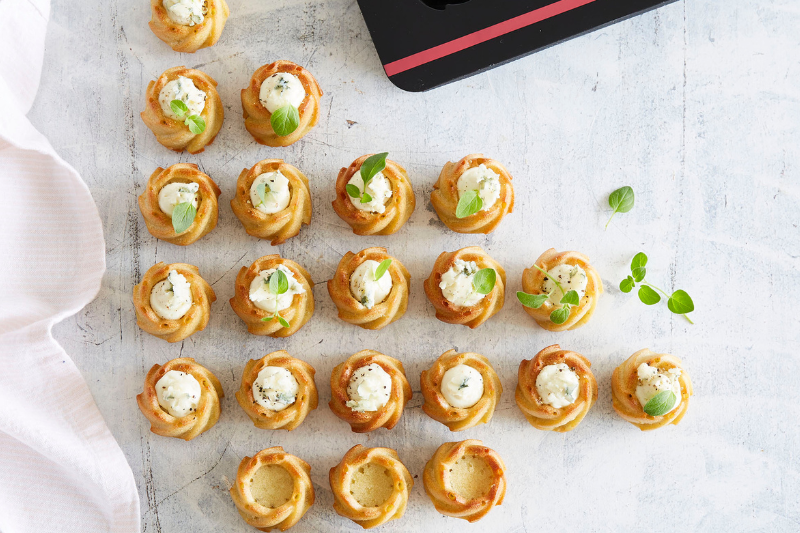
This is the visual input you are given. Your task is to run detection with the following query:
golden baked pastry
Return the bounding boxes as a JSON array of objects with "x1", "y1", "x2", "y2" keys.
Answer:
[
  {"x1": 136, "y1": 357, "x2": 223, "y2": 441},
  {"x1": 331, "y1": 154, "x2": 416, "y2": 236},
  {"x1": 230, "y1": 446, "x2": 314, "y2": 531},
  {"x1": 133, "y1": 262, "x2": 215, "y2": 343},
  {"x1": 423, "y1": 440, "x2": 506, "y2": 522},
  {"x1": 229, "y1": 255, "x2": 315, "y2": 338},
  {"x1": 235, "y1": 351, "x2": 318, "y2": 431},
  {"x1": 241, "y1": 60, "x2": 323, "y2": 147},
  {"x1": 329, "y1": 445, "x2": 413, "y2": 529},
  {"x1": 421, "y1": 349, "x2": 503, "y2": 432},
  {"x1": 329, "y1": 350, "x2": 412, "y2": 433},
  {"x1": 148, "y1": 0, "x2": 229, "y2": 53},
  {"x1": 515, "y1": 344, "x2": 598, "y2": 432},
  {"x1": 141, "y1": 66, "x2": 224, "y2": 154},
  {"x1": 138, "y1": 163, "x2": 221, "y2": 246},
  {"x1": 431, "y1": 154, "x2": 514, "y2": 234},
  {"x1": 612, "y1": 348, "x2": 693, "y2": 431},
  {"x1": 327, "y1": 247, "x2": 410, "y2": 330},
  {"x1": 423, "y1": 246, "x2": 506, "y2": 329},
  {"x1": 230, "y1": 159, "x2": 312, "y2": 245},
  {"x1": 519, "y1": 248, "x2": 603, "y2": 332}
]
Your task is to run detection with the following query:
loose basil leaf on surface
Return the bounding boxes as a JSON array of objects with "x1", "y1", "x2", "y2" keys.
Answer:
[{"x1": 638, "y1": 285, "x2": 661, "y2": 305}]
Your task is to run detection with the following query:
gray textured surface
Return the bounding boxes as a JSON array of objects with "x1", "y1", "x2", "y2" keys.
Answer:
[{"x1": 30, "y1": 0, "x2": 799, "y2": 531}]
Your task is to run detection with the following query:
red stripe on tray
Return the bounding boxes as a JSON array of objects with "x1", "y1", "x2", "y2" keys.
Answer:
[{"x1": 383, "y1": 0, "x2": 596, "y2": 76}]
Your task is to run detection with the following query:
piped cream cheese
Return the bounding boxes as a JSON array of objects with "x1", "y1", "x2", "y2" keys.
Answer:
[
  {"x1": 249, "y1": 171, "x2": 291, "y2": 214},
  {"x1": 248, "y1": 265, "x2": 305, "y2": 313},
  {"x1": 162, "y1": 0, "x2": 206, "y2": 26},
  {"x1": 350, "y1": 260, "x2": 392, "y2": 309},
  {"x1": 457, "y1": 164, "x2": 501, "y2": 211},
  {"x1": 259, "y1": 73, "x2": 305, "y2": 113},
  {"x1": 158, "y1": 182, "x2": 199, "y2": 216},
  {"x1": 439, "y1": 259, "x2": 485, "y2": 307},
  {"x1": 536, "y1": 363, "x2": 580, "y2": 408},
  {"x1": 252, "y1": 366, "x2": 299, "y2": 411},
  {"x1": 347, "y1": 171, "x2": 392, "y2": 214},
  {"x1": 542, "y1": 264, "x2": 588, "y2": 305},
  {"x1": 150, "y1": 270, "x2": 193, "y2": 320},
  {"x1": 159, "y1": 76, "x2": 206, "y2": 121},
  {"x1": 156, "y1": 370, "x2": 201, "y2": 417},
  {"x1": 346, "y1": 363, "x2": 391, "y2": 412},
  {"x1": 441, "y1": 364, "x2": 484, "y2": 408},
  {"x1": 635, "y1": 363, "x2": 682, "y2": 413}
]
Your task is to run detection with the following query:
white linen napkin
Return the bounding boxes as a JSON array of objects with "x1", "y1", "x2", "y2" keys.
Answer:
[{"x1": 0, "y1": 1, "x2": 140, "y2": 531}]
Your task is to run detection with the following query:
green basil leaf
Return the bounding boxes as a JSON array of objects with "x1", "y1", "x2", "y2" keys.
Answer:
[
  {"x1": 550, "y1": 306, "x2": 571, "y2": 325},
  {"x1": 560, "y1": 290, "x2": 580, "y2": 306},
  {"x1": 171, "y1": 202, "x2": 196, "y2": 234},
  {"x1": 278, "y1": 316, "x2": 291, "y2": 328},
  {"x1": 346, "y1": 184, "x2": 361, "y2": 198},
  {"x1": 638, "y1": 285, "x2": 661, "y2": 305},
  {"x1": 270, "y1": 105, "x2": 300, "y2": 137},
  {"x1": 472, "y1": 268, "x2": 496, "y2": 294},
  {"x1": 632, "y1": 266, "x2": 646, "y2": 282},
  {"x1": 668, "y1": 290, "x2": 695, "y2": 314},
  {"x1": 643, "y1": 390, "x2": 676, "y2": 416},
  {"x1": 360, "y1": 192, "x2": 372, "y2": 204},
  {"x1": 455, "y1": 189, "x2": 483, "y2": 219},
  {"x1": 256, "y1": 182, "x2": 270, "y2": 206},
  {"x1": 609, "y1": 186, "x2": 635, "y2": 213},
  {"x1": 516, "y1": 291, "x2": 549, "y2": 309},
  {"x1": 261, "y1": 316, "x2": 274, "y2": 322},
  {"x1": 619, "y1": 276, "x2": 635, "y2": 293},
  {"x1": 374, "y1": 259, "x2": 392, "y2": 281},
  {"x1": 269, "y1": 269, "x2": 289, "y2": 295},
  {"x1": 185, "y1": 114, "x2": 206, "y2": 134},
  {"x1": 631, "y1": 252, "x2": 648, "y2": 271},
  {"x1": 170, "y1": 99, "x2": 189, "y2": 118},
  {"x1": 359, "y1": 152, "x2": 388, "y2": 184}
]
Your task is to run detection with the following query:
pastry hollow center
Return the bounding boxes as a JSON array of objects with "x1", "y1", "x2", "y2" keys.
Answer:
[
  {"x1": 350, "y1": 462, "x2": 394, "y2": 507},
  {"x1": 449, "y1": 455, "x2": 492, "y2": 500},
  {"x1": 250, "y1": 464, "x2": 294, "y2": 508}
]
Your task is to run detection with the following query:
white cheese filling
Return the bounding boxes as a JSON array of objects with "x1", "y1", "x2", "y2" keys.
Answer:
[
  {"x1": 542, "y1": 264, "x2": 588, "y2": 306},
  {"x1": 346, "y1": 363, "x2": 391, "y2": 412},
  {"x1": 259, "y1": 73, "x2": 306, "y2": 113},
  {"x1": 635, "y1": 363, "x2": 682, "y2": 413},
  {"x1": 248, "y1": 265, "x2": 306, "y2": 313},
  {"x1": 347, "y1": 171, "x2": 392, "y2": 214},
  {"x1": 349, "y1": 260, "x2": 392, "y2": 309},
  {"x1": 163, "y1": 0, "x2": 206, "y2": 26},
  {"x1": 439, "y1": 259, "x2": 485, "y2": 307},
  {"x1": 156, "y1": 370, "x2": 201, "y2": 417},
  {"x1": 249, "y1": 171, "x2": 291, "y2": 214},
  {"x1": 252, "y1": 366, "x2": 299, "y2": 412},
  {"x1": 158, "y1": 182, "x2": 199, "y2": 216},
  {"x1": 441, "y1": 364, "x2": 484, "y2": 409},
  {"x1": 150, "y1": 270, "x2": 193, "y2": 320},
  {"x1": 158, "y1": 76, "x2": 206, "y2": 121},
  {"x1": 536, "y1": 363, "x2": 580, "y2": 408},
  {"x1": 457, "y1": 164, "x2": 501, "y2": 211}
]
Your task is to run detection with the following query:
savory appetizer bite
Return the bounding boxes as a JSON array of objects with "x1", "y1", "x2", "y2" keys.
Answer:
[
  {"x1": 330, "y1": 445, "x2": 413, "y2": 529},
  {"x1": 329, "y1": 350, "x2": 412, "y2": 433},
  {"x1": 133, "y1": 262, "x2": 215, "y2": 343},
  {"x1": 332, "y1": 152, "x2": 416, "y2": 235},
  {"x1": 149, "y1": 0, "x2": 229, "y2": 53},
  {"x1": 424, "y1": 246, "x2": 505, "y2": 329},
  {"x1": 230, "y1": 158, "x2": 312, "y2": 245},
  {"x1": 327, "y1": 247, "x2": 410, "y2": 330},
  {"x1": 138, "y1": 163, "x2": 221, "y2": 245},
  {"x1": 241, "y1": 60, "x2": 322, "y2": 147},
  {"x1": 612, "y1": 348, "x2": 693, "y2": 431},
  {"x1": 231, "y1": 447, "x2": 314, "y2": 531},
  {"x1": 517, "y1": 248, "x2": 603, "y2": 331},
  {"x1": 136, "y1": 357, "x2": 223, "y2": 441},
  {"x1": 141, "y1": 66, "x2": 224, "y2": 154},
  {"x1": 423, "y1": 440, "x2": 506, "y2": 522},
  {"x1": 431, "y1": 154, "x2": 514, "y2": 234},
  {"x1": 421, "y1": 349, "x2": 503, "y2": 432},
  {"x1": 229, "y1": 255, "x2": 314, "y2": 338},
  {"x1": 515, "y1": 344, "x2": 597, "y2": 432}
]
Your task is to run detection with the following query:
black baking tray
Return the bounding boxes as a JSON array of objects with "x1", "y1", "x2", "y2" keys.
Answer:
[{"x1": 357, "y1": 0, "x2": 678, "y2": 92}]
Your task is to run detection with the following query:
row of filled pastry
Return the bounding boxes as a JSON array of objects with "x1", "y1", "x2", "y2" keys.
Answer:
[{"x1": 133, "y1": 248, "x2": 600, "y2": 341}]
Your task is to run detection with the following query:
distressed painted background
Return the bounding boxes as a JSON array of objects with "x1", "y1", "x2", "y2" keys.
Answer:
[{"x1": 30, "y1": 0, "x2": 799, "y2": 531}]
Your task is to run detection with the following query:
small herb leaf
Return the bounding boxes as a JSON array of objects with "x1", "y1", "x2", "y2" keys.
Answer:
[
  {"x1": 256, "y1": 182, "x2": 270, "y2": 206},
  {"x1": 261, "y1": 316, "x2": 274, "y2": 322},
  {"x1": 269, "y1": 269, "x2": 289, "y2": 295},
  {"x1": 278, "y1": 316, "x2": 291, "y2": 328},
  {"x1": 455, "y1": 189, "x2": 483, "y2": 219},
  {"x1": 516, "y1": 291, "x2": 550, "y2": 309},
  {"x1": 185, "y1": 114, "x2": 206, "y2": 134},
  {"x1": 631, "y1": 252, "x2": 648, "y2": 270},
  {"x1": 359, "y1": 152, "x2": 388, "y2": 184},
  {"x1": 667, "y1": 290, "x2": 695, "y2": 314},
  {"x1": 472, "y1": 268, "x2": 496, "y2": 294},
  {"x1": 643, "y1": 390, "x2": 676, "y2": 416},
  {"x1": 632, "y1": 266, "x2": 647, "y2": 282},
  {"x1": 620, "y1": 276, "x2": 635, "y2": 293},
  {"x1": 550, "y1": 306, "x2": 571, "y2": 325},
  {"x1": 638, "y1": 285, "x2": 661, "y2": 305},
  {"x1": 171, "y1": 202, "x2": 196, "y2": 234},
  {"x1": 170, "y1": 99, "x2": 189, "y2": 118},
  {"x1": 270, "y1": 105, "x2": 300, "y2": 137},
  {"x1": 605, "y1": 186, "x2": 635, "y2": 229},
  {"x1": 374, "y1": 259, "x2": 392, "y2": 281},
  {"x1": 346, "y1": 184, "x2": 361, "y2": 199},
  {"x1": 560, "y1": 290, "x2": 580, "y2": 306},
  {"x1": 360, "y1": 192, "x2": 372, "y2": 204}
]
